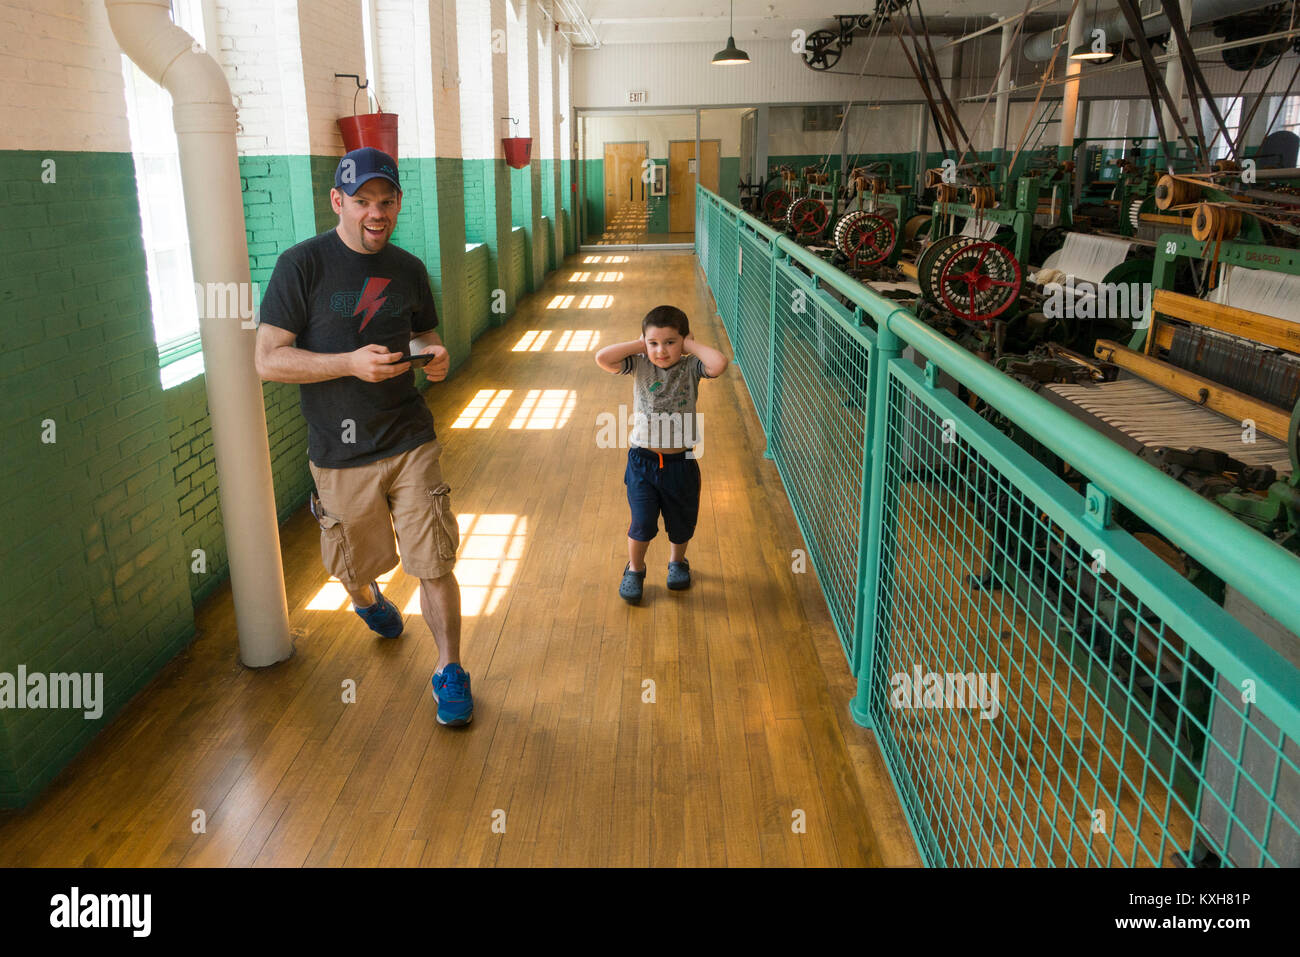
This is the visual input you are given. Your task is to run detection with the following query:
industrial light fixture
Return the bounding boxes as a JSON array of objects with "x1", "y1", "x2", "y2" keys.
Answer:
[
  {"x1": 1069, "y1": 0, "x2": 1114, "y2": 63},
  {"x1": 1069, "y1": 41, "x2": 1114, "y2": 62},
  {"x1": 712, "y1": 0, "x2": 750, "y2": 65}
]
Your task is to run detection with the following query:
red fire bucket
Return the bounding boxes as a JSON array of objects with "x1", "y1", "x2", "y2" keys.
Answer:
[
  {"x1": 339, "y1": 111, "x2": 399, "y2": 158},
  {"x1": 503, "y1": 137, "x2": 533, "y2": 169}
]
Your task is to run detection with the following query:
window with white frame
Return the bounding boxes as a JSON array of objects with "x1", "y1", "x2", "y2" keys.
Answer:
[
  {"x1": 1276, "y1": 94, "x2": 1300, "y2": 136},
  {"x1": 120, "y1": 0, "x2": 207, "y2": 388},
  {"x1": 1208, "y1": 96, "x2": 1243, "y2": 161}
]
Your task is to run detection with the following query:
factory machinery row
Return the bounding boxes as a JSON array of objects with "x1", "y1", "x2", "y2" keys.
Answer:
[{"x1": 709, "y1": 0, "x2": 1300, "y2": 867}]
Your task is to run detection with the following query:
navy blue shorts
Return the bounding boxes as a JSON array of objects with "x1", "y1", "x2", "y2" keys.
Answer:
[{"x1": 625, "y1": 447, "x2": 701, "y2": 544}]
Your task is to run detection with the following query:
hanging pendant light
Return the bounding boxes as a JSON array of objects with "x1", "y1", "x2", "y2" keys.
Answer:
[
  {"x1": 1069, "y1": 0, "x2": 1114, "y2": 63},
  {"x1": 1069, "y1": 41, "x2": 1114, "y2": 62},
  {"x1": 712, "y1": 0, "x2": 750, "y2": 65}
]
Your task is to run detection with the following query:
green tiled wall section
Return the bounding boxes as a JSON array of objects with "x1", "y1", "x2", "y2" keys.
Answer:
[
  {"x1": 508, "y1": 226, "x2": 527, "y2": 307},
  {"x1": 0, "y1": 150, "x2": 196, "y2": 808},
  {"x1": 0, "y1": 146, "x2": 566, "y2": 809},
  {"x1": 464, "y1": 242, "x2": 491, "y2": 341}
]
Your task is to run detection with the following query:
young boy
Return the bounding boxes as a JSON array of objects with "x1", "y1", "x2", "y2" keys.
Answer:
[{"x1": 594, "y1": 305, "x2": 729, "y2": 603}]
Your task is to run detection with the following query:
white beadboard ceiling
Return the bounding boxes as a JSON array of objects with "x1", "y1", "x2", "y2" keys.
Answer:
[{"x1": 575, "y1": 0, "x2": 1074, "y2": 46}]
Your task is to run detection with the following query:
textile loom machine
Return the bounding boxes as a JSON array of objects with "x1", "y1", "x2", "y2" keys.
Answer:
[
  {"x1": 1019, "y1": 235, "x2": 1300, "y2": 558},
  {"x1": 898, "y1": 176, "x2": 1156, "y2": 361},
  {"x1": 761, "y1": 162, "x2": 923, "y2": 273}
]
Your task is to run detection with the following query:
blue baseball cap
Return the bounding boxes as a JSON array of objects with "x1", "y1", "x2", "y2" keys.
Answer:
[{"x1": 334, "y1": 147, "x2": 401, "y2": 195}]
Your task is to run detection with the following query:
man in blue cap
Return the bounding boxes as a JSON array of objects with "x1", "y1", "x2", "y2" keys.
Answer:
[{"x1": 255, "y1": 147, "x2": 473, "y2": 727}]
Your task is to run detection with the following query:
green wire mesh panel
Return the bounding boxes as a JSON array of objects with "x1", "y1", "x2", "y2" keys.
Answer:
[
  {"x1": 708, "y1": 202, "x2": 722, "y2": 284},
  {"x1": 696, "y1": 193, "x2": 711, "y2": 281},
  {"x1": 769, "y1": 258, "x2": 874, "y2": 661},
  {"x1": 869, "y1": 363, "x2": 1300, "y2": 867},
  {"x1": 734, "y1": 226, "x2": 774, "y2": 429},
  {"x1": 713, "y1": 207, "x2": 738, "y2": 327}
]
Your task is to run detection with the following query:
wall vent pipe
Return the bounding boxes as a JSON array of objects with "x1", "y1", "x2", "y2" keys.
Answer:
[{"x1": 106, "y1": 0, "x2": 293, "y2": 668}]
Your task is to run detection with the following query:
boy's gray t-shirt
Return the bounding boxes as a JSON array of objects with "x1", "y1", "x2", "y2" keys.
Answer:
[{"x1": 619, "y1": 353, "x2": 711, "y2": 449}]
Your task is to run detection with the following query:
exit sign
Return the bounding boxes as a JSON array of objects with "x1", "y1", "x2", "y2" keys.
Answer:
[{"x1": 627, "y1": 90, "x2": 648, "y2": 104}]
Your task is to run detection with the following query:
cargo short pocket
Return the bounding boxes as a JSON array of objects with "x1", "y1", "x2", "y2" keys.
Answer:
[
  {"x1": 312, "y1": 490, "x2": 357, "y2": 583},
  {"x1": 427, "y1": 482, "x2": 459, "y2": 562}
]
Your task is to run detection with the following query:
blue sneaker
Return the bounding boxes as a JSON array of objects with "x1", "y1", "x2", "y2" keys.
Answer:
[
  {"x1": 354, "y1": 581, "x2": 404, "y2": 638},
  {"x1": 431, "y1": 663, "x2": 473, "y2": 726},
  {"x1": 667, "y1": 560, "x2": 691, "y2": 590}
]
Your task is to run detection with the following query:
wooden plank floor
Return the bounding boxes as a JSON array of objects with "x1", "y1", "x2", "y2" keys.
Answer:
[{"x1": 0, "y1": 249, "x2": 920, "y2": 867}]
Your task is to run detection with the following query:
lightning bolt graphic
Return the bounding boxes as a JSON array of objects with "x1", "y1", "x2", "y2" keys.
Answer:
[{"x1": 353, "y1": 277, "x2": 392, "y2": 331}]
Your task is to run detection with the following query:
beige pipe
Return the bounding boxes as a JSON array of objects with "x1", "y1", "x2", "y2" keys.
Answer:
[
  {"x1": 1160, "y1": 0, "x2": 1195, "y2": 148},
  {"x1": 1059, "y1": 9, "x2": 1084, "y2": 155},
  {"x1": 106, "y1": 0, "x2": 293, "y2": 667}
]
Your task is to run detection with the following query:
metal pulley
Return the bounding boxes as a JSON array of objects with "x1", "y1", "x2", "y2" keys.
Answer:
[
  {"x1": 934, "y1": 240, "x2": 1022, "y2": 323},
  {"x1": 1191, "y1": 202, "x2": 1242, "y2": 242},
  {"x1": 786, "y1": 196, "x2": 829, "y2": 237},
  {"x1": 917, "y1": 235, "x2": 973, "y2": 298},
  {"x1": 762, "y1": 188, "x2": 792, "y2": 222},
  {"x1": 833, "y1": 210, "x2": 897, "y2": 266},
  {"x1": 969, "y1": 185, "x2": 997, "y2": 209},
  {"x1": 920, "y1": 236, "x2": 1021, "y2": 323},
  {"x1": 1155, "y1": 174, "x2": 1200, "y2": 210},
  {"x1": 902, "y1": 214, "x2": 932, "y2": 244}
]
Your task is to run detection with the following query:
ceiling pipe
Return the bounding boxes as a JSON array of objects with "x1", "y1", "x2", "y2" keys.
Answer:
[
  {"x1": 105, "y1": 0, "x2": 293, "y2": 668},
  {"x1": 1022, "y1": 0, "x2": 1282, "y2": 62}
]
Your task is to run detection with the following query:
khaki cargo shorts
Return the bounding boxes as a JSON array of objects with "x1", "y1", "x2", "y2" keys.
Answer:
[{"x1": 308, "y1": 438, "x2": 459, "y2": 589}]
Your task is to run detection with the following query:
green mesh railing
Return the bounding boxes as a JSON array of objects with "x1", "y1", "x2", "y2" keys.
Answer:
[
  {"x1": 693, "y1": 185, "x2": 1300, "y2": 867},
  {"x1": 733, "y1": 224, "x2": 774, "y2": 425}
]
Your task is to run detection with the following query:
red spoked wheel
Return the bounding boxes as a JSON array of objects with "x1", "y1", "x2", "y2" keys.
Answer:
[
  {"x1": 935, "y1": 240, "x2": 1022, "y2": 323},
  {"x1": 786, "y1": 196, "x2": 829, "y2": 237},
  {"x1": 763, "y1": 189, "x2": 792, "y2": 222},
  {"x1": 836, "y1": 211, "x2": 896, "y2": 266}
]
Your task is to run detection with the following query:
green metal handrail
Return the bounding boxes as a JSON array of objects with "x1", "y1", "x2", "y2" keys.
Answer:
[
  {"x1": 699, "y1": 185, "x2": 1300, "y2": 651},
  {"x1": 696, "y1": 182, "x2": 1300, "y2": 866}
]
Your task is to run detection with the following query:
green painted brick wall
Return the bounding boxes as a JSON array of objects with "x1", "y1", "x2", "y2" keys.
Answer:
[
  {"x1": 509, "y1": 161, "x2": 538, "y2": 293},
  {"x1": 541, "y1": 215, "x2": 554, "y2": 272},
  {"x1": 0, "y1": 150, "x2": 196, "y2": 808},
  {"x1": 560, "y1": 159, "x2": 575, "y2": 255},
  {"x1": 582, "y1": 158, "x2": 604, "y2": 240},
  {"x1": 1, "y1": 146, "x2": 565, "y2": 809},
  {"x1": 508, "y1": 226, "x2": 527, "y2": 307},
  {"x1": 464, "y1": 242, "x2": 491, "y2": 341}
]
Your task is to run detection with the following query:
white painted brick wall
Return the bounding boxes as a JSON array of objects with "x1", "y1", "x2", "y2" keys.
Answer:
[
  {"x1": 375, "y1": 0, "x2": 427, "y2": 156},
  {"x1": 490, "y1": 0, "x2": 509, "y2": 157},
  {"x1": 427, "y1": 0, "x2": 462, "y2": 159},
  {"x1": 297, "y1": 0, "x2": 367, "y2": 155},
  {"x1": 506, "y1": 0, "x2": 527, "y2": 138},
  {"x1": 213, "y1": 0, "x2": 309, "y2": 155},
  {"x1": 1, "y1": 0, "x2": 133, "y2": 151},
  {"x1": 536, "y1": 22, "x2": 551, "y2": 161},
  {"x1": 455, "y1": 0, "x2": 493, "y2": 160},
  {"x1": 558, "y1": 44, "x2": 571, "y2": 161}
]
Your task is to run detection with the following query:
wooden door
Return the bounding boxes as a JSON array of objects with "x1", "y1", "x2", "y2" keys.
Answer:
[
  {"x1": 603, "y1": 141, "x2": 647, "y2": 241},
  {"x1": 669, "y1": 140, "x2": 722, "y2": 234}
]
